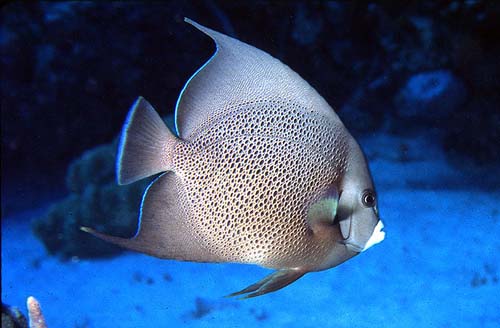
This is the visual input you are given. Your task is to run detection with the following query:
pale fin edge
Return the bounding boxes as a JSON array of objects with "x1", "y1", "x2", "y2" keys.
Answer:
[{"x1": 174, "y1": 18, "x2": 220, "y2": 137}]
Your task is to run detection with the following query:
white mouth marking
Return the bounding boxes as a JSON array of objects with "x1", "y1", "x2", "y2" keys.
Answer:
[{"x1": 362, "y1": 220, "x2": 385, "y2": 252}]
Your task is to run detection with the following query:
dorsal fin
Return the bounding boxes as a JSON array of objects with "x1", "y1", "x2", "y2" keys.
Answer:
[{"x1": 175, "y1": 18, "x2": 340, "y2": 139}]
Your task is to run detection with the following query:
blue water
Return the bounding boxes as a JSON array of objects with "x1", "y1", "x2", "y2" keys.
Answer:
[{"x1": 2, "y1": 2, "x2": 499, "y2": 327}]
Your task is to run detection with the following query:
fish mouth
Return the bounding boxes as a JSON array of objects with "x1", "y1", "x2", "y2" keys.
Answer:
[
  {"x1": 361, "y1": 220, "x2": 385, "y2": 252},
  {"x1": 339, "y1": 220, "x2": 385, "y2": 253}
]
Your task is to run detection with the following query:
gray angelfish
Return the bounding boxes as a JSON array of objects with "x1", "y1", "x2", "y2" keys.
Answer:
[{"x1": 82, "y1": 18, "x2": 385, "y2": 298}]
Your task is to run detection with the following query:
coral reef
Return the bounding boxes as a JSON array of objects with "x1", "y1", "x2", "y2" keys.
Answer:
[
  {"x1": 2, "y1": 303, "x2": 28, "y2": 328},
  {"x1": 32, "y1": 140, "x2": 149, "y2": 258},
  {"x1": 26, "y1": 297, "x2": 46, "y2": 328},
  {"x1": 394, "y1": 70, "x2": 466, "y2": 120},
  {"x1": 1, "y1": 297, "x2": 46, "y2": 328},
  {"x1": 32, "y1": 114, "x2": 173, "y2": 258}
]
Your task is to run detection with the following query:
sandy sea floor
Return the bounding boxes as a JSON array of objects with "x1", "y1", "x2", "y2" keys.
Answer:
[{"x1": 2, "y1": 134, "x2": 500, "y2": 328}]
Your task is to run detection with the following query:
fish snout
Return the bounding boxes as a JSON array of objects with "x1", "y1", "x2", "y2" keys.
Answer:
[
  {"x1": 341, "y1": 220, "x2": 385, "y2": 253},
  {"x1": 361, "y1": 219, "x2": 385, "y2": 252}
]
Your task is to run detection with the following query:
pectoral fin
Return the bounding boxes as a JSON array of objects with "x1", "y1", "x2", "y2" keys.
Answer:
[
  {"x1": 227, "y1": 269, "x2": 306, "y2": 299},
  {"x1": 307, "y1": 185, "x2": 339, "y2": 230}
]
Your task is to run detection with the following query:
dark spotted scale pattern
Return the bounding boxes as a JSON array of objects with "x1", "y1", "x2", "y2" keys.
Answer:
[{"x1": 172, "y1": 97, "x2": 349, "y2": 269}]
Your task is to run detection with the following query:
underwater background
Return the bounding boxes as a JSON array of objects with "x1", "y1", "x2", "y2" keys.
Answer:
[{"x1": 1, "y1": 1, "x2": 499, "y2": 327}]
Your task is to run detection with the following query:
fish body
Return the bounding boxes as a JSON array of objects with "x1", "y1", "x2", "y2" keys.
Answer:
[
  {"x1": 175, "y1": 97, "x2": 349, "y2": 270},
  {"x1": 83, "y1": 18, "x2": 385, "y2": 298}
]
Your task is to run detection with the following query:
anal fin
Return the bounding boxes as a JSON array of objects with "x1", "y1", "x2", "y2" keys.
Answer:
[
  {"x1": 227, "y1": 269, "x2": 306, "y2": 299},
  {"x1": 83, "y1": 171, "x2": 221, "y2": 263}
]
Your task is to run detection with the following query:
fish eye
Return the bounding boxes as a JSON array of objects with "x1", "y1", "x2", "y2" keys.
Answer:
[{"x1": 361, "y1": 189, "x2": 376, "y2": 208}]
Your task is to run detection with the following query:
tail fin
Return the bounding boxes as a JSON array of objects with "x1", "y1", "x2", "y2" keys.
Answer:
[{"x1": 116, "y1": 97, "x2": 178, "y2": 185}]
